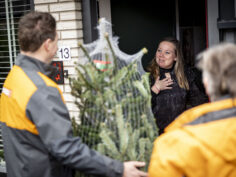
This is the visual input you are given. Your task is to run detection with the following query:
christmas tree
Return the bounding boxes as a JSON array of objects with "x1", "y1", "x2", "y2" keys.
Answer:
[{"x1": 70, "y1": 18, "x2": 158, "y2": 176}]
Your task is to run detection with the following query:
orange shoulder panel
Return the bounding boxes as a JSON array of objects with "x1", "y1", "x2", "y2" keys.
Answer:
[
  {"x1": 165, "y1": 98, "x2": 236, "y2": 132},
  {"x1": 1, "y1": 66, "x2": 39, "y2": 135}
]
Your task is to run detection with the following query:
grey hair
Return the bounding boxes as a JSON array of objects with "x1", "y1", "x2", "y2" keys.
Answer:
[{"x1": 198, "y1": 43, "x2": 236, "y2": 101}]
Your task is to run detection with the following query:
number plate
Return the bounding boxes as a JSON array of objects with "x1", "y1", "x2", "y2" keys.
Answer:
[{"x1": 57, "y1": 46, "x2": 71, "y2": 60}]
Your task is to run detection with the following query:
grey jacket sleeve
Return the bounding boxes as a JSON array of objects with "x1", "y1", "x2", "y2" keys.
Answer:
[{"x1": 26, "y1": 86, "x2": 123, "y2": 177}]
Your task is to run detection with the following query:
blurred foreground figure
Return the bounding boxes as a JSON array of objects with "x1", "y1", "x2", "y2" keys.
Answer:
[
  {"x1": 148, "y1": 43, "x2": 236, "y2": 177},
  {"x1": 0, "y1": 11, "x2": 147, "y2": 177}
]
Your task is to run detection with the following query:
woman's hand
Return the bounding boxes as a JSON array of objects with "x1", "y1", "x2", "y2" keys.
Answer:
[{"x1": 151, "y1": 76, "x2": 173, "y2": 94}]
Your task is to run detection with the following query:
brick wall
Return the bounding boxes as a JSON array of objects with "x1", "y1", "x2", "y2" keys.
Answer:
[{"x1": 34, "y1": 0, "x2": 83, "y2": 119}]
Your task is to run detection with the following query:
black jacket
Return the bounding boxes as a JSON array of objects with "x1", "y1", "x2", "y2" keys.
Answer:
[{"x1": 150, "y1": 66, "x2": 208, "y2": 134}]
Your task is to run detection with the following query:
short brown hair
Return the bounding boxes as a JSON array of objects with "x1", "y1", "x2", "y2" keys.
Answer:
[{"x1": 18, "y1": 11, "x2": 56, "y2": 52}]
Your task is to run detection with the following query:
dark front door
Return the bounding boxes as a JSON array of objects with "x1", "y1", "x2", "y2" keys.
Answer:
[{"x1": 110, "y1": 0, "x2": 176, "y2": 70}]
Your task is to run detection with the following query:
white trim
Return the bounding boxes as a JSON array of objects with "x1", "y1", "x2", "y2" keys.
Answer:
[
  {"x1": 98, "y1": 0, "x2": 112, "y2": 23},
  {"x1": 2, "y1": 87, "x2": 11, "y2": 97},
  {"x1": 175, "y1": 0, "x2": 180, "y2": 40}
]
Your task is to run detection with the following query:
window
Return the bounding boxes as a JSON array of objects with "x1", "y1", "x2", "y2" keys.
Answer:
[{"x1": 0, "y1": 0, "x2": 34, "y2": 92}]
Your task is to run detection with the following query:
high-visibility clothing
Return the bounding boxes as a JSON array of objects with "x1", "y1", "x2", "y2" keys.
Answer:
[
  {"x1": 0, "y1": 54, "x2": 123, "y2": 177},
  {"x1": 149, "y1": 97, "x2": 236, "y2": 177}
]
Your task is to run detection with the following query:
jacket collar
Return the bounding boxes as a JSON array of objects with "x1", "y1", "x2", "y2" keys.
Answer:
[
  {"x1": 15, "y1": 54, "x2": 56, "y2": 77},
  {"x1": 159, "y1": 61, "x2": 176, "y2": 73},
  {"x1": 166, "y1": 96, "x2": 236, "y2": 132}
]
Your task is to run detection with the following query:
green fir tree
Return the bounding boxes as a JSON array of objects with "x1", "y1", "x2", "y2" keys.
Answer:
[{"x1": 70, "y1": 19, "x2": 158, "y2": 176}]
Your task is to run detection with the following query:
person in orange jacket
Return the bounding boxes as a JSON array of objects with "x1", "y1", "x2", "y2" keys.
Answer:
[
  {"x1": 148, "y1": 43, "x2": 236, "y2": 177},
  {"x1": 0, "y1": 11, "x2": 147, "y2": 177}
]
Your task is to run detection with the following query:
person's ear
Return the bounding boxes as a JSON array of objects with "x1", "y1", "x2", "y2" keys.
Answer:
[
  {"x1": 203, "y1": 72, "x2": 211, "y2": 99},
  {"x1": 43, "y1": 39, "x2": 52, "y2": 52}
]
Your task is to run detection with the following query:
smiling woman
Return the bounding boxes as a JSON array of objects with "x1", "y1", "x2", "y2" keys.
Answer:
[
  {"x1": 147, "y1": 37, "x2": 208, "y2": 135},
  {"x1": 155, "y1": 41, "x2": 177, "y2": 69}
]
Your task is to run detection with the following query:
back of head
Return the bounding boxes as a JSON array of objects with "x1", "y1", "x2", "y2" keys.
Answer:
[
  {"x1": 18, "y1": 11, "x2": 56, "y2": 52},
  {"x1": 199, "y1": 43, "x2": 236, "y2": 100}
]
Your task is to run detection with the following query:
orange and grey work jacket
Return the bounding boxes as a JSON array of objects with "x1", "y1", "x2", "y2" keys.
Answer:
[
  {"x1": 148, "y1": 97, "x2": 236, "y2": 177},
  {"x1": 0, "y1": 54, "x2": 123, "y2": 177}
]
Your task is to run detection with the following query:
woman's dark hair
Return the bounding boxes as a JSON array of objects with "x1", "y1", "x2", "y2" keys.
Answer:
[
  {"x1": 18, "y1": 11, "x2": 56, "y2": 52},
  {"x1": 147, "y1": 37, "x2": 189, "y2": 90}
]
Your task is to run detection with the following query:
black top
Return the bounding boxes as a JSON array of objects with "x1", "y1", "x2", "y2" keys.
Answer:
[{"x1": 150, "y1": 66, "x2": 208, "y2": 134}]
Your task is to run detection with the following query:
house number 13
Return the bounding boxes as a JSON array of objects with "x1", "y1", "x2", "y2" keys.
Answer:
[{"x1": 58, "y1": 46, "x2": 71, "y2": 60}]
